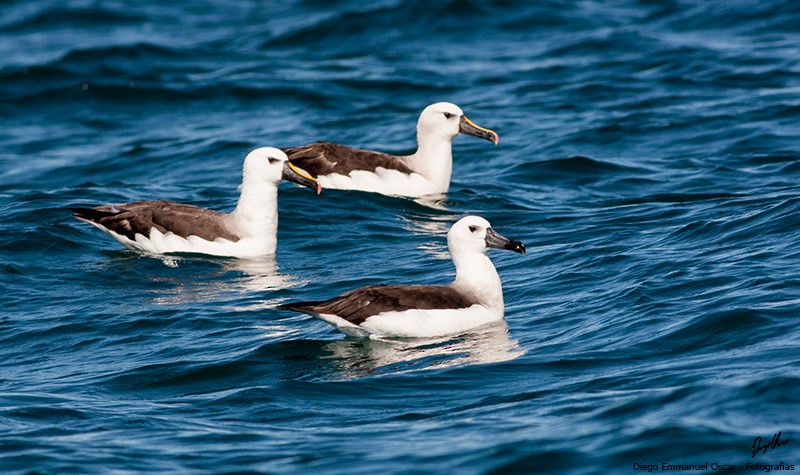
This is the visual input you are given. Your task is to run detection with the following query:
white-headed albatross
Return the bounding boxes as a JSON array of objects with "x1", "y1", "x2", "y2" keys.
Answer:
[
  {"x1": 283, "y1": 102, "x2": 498, "y2": 197},
  {"x1": 279, "y1": 216, "x2": 525, "y2": 338},
  {"x1": 71, "y1": 147, "x2": 321, "y2": 258}
]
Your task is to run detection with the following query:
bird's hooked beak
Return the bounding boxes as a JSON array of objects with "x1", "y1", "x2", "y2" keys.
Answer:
[
  {"x1": 282, "y1": 161, "x2": 322, "y2": 195},
  {"x1": 485, "y1": 227, "x2": 525, "y2": 255},
  {"x1": 459, "y1": 115, "x2": 499, "y2": 145}
]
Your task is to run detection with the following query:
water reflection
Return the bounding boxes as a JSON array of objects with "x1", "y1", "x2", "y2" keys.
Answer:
[
  {"x1": 413, "y1": 193, "x2": 450, "y2": 210},
  {"x1": 398, "y1": 214, "x2": 453, "y2": 236},
  {"x1": 97, "y1": 252, "x2": 303, "y2": 306},
  {"x1": 225, "y1": 256, "x2": 307, "y2": 292},
  {"x1": 317, "y1": 321, "x2": 524, "y2": 378},
  {"x1": 398, "y1": 214, "x2": 456, "y2": 259},
  {"x1": 159, "y1": 257, "x2": 303, "y2": 307}
]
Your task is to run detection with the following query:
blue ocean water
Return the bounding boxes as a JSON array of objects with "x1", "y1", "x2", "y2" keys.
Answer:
[{"x1": 2, "y1": 0, "x2": 800, "y2": 473}]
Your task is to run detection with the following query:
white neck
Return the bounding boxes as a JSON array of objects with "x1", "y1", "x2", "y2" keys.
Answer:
[
  {"x1": 450, "y1": 248, "x2": 504, "y2": 314},
  {"x1": 407, "y1": 131, "x2": 454, "y2": 193},
  {"x1": 229, "y1": 173, "x2": 278, "y2": 241}
]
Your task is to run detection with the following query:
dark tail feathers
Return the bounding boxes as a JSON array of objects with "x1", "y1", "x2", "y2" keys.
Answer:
[
  {"x1": 70, "y1": 207, "x2": 116, "y2": 222},
  {"x1": 277, "y1": 301, "x2": 321, "y2": 313}
]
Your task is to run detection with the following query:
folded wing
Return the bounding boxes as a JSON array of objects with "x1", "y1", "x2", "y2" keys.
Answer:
[
  {"x1": 279, "y1": 284, "x2": 476, "y2": 325},
  {"x1": 71, "y1": 200, "x2": 238, "y2": 242},
  {"x1": 283, "y1": 142, "x2": 414, "y2": 177}
]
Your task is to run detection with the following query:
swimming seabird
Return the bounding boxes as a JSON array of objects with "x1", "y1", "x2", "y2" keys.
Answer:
[
  {"x1": 278, "y1": 216, "x2": 525, "y2": 338},
  {"x1": 71, "y1": 147, "x2": 321, "y2": 258},
  {"x1": 283, "y1": 102, "x2": 498, "y2": 197}
]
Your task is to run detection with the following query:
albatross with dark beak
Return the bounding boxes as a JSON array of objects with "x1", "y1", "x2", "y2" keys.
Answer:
[
  {"x1": 283, "y1": 102, "x2": 498, "y2": 197},
  {"x1": 279, "y1": 216, "x2": 525, "y2": 338},
  {"x1": 71, "y1": 147, "x2": 321, "y2": 258}
]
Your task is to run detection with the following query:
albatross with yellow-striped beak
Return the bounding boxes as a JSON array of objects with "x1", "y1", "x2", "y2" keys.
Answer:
[
  {"x1": 283, "y1": 102, "x2": 498, "y2": 197},
  {"x1": 279, "y1": 216, "x2": 525, "y2": 338},
  {"x1": 71, "y1": 147, "x2": 321, "y2": 258}
]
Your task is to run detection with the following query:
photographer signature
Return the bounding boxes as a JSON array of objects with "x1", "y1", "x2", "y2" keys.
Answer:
[{"x1": 752, "y1": 431, "x2": 789, "y2": 458}]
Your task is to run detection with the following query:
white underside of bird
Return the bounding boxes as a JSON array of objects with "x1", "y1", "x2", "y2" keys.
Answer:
[
  {"x1": 314, "y1": 304, "x2": 502, "y2": 339},
  {"x1": 83, "y1": 221, "x2": 275, "y2": 258},
  {"x1": 317, "y1": 167, "x2": 438, "y2": 197}
]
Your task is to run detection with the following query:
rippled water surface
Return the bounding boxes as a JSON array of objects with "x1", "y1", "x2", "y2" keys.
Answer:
[{"x1": 2, "y1": 1, "x2": 800, "y2": 473}]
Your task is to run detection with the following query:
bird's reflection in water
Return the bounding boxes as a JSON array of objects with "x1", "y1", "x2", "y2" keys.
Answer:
[
  {"x1": 122, "y1": 254, "x2": 305, "y2": 308},
  {"x1": 316, "y1": 321, "x2": 524, "y2": 378},
  {"x1": 398, "y1": 213, "x2": 456, "y2": 260},
  {"x1": 229, "y1": 257, "x2": 306, "y2": 292},
  {"x1": 413, "y1": 193, "x2": 450, "y2": 211}
]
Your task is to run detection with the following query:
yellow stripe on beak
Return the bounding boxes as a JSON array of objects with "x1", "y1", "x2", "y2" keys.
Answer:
[
  {"x1": 288, "y1": 161, "x2": 317, "y2": 182},
  {"x1": 460, "y1": 115, "x2": 499, "y2": 144},
  {"x1": 462, "y1": 116, "x2": 486, "y2": 131}
]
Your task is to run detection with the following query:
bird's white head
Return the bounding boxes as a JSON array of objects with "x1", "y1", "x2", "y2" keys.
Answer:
[
  {"x1": 417, "y1": 102, "x2": 499, "y2": 145},
  {"x1": 242, "y1": 147, "x2": 321, "y2": 194},
  {"x1": 447, "y1": 216, "x2": 525, "y2": 256}
]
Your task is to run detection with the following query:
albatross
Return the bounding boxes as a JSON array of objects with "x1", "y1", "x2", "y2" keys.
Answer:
[
  {"x1": 283, "y1": 102, "x2": 498, "y2": 197},
  {"x1": 71, "y1": 147, "x2": 321, "y2": 258},
  {"x1": 278, "y1": 216, "x2": 525, "y2": 338}
]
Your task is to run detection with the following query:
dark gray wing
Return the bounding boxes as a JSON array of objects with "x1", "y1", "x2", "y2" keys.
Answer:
[
  {"x1": 279, "y1": 284, "x2": 476, "y2": 325},
  {"x1": 71, "y1": 200, "x2": 239, "y2": 242},
  {"x1": 283, "y1": 142, "x2": 414, "y2": 176}
]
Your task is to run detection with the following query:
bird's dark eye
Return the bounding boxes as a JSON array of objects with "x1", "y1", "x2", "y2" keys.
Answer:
[
  {"x1": 469, "y1": 225, "x2": 479, "y2": 232},
  {"x1": 443, "y1": 112, "x2": 454, "y2": 119},
  {"x1": 268, "y1": 157, "x2": 279, "y2": 164}
]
